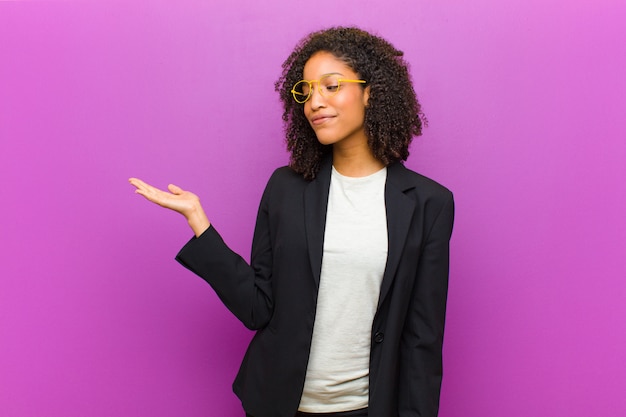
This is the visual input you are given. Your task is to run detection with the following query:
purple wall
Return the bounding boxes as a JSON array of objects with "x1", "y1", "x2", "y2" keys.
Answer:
[{"x1": 1, "y1": 1, "x2": 624, "y2": 416}]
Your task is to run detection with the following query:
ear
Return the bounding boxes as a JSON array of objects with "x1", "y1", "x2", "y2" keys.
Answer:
[{"x1": 362, "y1": 85, "x2": 371, "y2": 107}]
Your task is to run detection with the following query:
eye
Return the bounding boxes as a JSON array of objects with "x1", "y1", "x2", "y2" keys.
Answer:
[
  {"x1": 293, "y1": 80, "x2": 310, "y2": 95},
  {"x1": 320, "y1": 75, "x2": 340, "y2": 93},
  {"x1": 299, "y1": 83, "x2": 311, "y2": 96}
]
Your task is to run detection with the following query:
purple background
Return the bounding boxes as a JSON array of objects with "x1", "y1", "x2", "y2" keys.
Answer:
[{"x1": 1, "y1": 1, "x2": 625, "y2": 416}]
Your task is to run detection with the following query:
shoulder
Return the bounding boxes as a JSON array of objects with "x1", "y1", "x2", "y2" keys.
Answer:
[
  {"x1": 387, "y1": 163, "x2": 453, "y2": 203},
  {"x1": 269, "y1": 165, "x2": 301, "y2": 180},
  {"x1": 266, "y1": 165, "x2": 307, "y2": 188},
  {"x1": 259, "y1": 165, "x2": 308, "y2": 202},
  {"x1": 388, "y1": 163, "x2": 455, "y2": 234}
]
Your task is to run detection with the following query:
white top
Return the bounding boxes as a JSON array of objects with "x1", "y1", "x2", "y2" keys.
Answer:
[{"x1": 299, "y1": 166, "x2": 388, "y2": 413}]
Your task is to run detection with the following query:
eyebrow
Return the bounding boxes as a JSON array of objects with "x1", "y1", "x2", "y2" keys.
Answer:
[{"x1": 303, "y1": 72, "x2": 345, "y2": 79}]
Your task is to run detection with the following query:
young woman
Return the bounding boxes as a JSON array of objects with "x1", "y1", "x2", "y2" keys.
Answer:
[{"x1": 130, "y1": 27, "x2": 454, "y2": 417}]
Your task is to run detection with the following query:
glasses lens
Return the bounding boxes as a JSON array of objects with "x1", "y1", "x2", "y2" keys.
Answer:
[
  {"x1": 292, "y1": 80, "x2": 311, "y2": 103},
  {"x1": 319, "y1": 75, "x2": 340, "y2": 97}
]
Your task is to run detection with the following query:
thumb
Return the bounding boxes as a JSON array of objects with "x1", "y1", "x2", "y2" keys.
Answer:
[{"x1": 168, "y1": 184, "x2": 184, "y2": 194}]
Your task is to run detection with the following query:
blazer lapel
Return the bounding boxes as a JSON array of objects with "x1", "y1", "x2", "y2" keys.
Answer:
[
  {"x1": 378, "y1": 163, "x2": 417, "y2": 310},
  {"x1": 304, "y1": 157, "x2": 333, "y2": 288},
  {"x1": 303, "y1": 159, "x2": 415, "y2": 296}
]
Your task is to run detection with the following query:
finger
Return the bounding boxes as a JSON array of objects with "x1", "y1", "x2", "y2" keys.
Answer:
[
  {"x1": 133, "y1": 187, "x2": 155, "y2": 201},
  {"x1": 129, "y1": 179, "x2": 162, "y2": 202},
  {"x1": 129, "y1": 177, "x2": 151, "y2": 191},
  {"x1": 129, "y1": 177, "x2": 146, "y2": 185},
  {"x1": 168, "y1": 184, "x2": 184, "y2": 195},
  {"x1": 131, "y1": 178, "x2": 165, "y2": 196},
  {"x1": 128, "y1": 177, "x2": 141, "y2": 188}
]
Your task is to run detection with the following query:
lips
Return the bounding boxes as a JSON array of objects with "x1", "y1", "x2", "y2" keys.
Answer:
[{"x1": 310, "y1": 114, "x2": 335, "y2": 126}]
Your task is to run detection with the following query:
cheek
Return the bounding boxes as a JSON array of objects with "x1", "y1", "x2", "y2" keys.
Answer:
[
  {"x1": 303, "y1": 102, "x2": 312, "y2": 118},
  {"x1": 337, "y1": 93, "x2": 365, "y2": 115},
  {"x1": 341, "y1": 98, "x2": 366, "y2": 123}
]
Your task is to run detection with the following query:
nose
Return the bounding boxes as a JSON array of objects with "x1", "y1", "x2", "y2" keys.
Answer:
[{"x1": 309, "y1": 84, "x2": 326, "y2": 109}]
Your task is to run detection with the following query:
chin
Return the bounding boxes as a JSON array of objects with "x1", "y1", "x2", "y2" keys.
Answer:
[
  {"x1": 316, "y1": 138, "x2": 338, "y2": 146},
  {"x1": 314, "y1": 132, "x2": 338, "y2": 146}
]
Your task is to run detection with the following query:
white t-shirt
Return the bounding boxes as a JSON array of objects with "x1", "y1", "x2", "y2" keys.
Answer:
[{"x1": 299, "y1": 166, "x2": 388, "y2": 413}]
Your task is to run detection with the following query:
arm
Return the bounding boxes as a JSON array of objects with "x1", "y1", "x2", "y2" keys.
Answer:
[
  {"x1": 399, "y1": 193, "x2": 455, "y2": 417},
  {"x1": 129, "y1": 176, "x2": 275, "y2": 330},
  {"x1": 175, "y1": 180, "x2": 275, "y2": 330}
]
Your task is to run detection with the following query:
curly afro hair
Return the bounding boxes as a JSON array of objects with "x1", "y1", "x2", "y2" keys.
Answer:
[{"x1": 275, "y1": 26, "x2": 426, "y2": 180}]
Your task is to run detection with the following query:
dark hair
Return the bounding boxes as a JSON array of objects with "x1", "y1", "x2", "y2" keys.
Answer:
[{"x1": 275, "y1": 26, "x2": 425, "y2": 180}]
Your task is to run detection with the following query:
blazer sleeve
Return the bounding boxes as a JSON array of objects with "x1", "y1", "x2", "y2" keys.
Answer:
[
  {"x1": 175, "y1": 175, "x2": 275, "y2": 330},
  {"x1": 398, "y1": 191, "x2": 455, "y2": 417}
]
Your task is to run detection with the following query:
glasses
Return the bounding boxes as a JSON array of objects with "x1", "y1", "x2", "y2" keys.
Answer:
[{"x1": 291, "y1": 74, "x2": 366, "y2": 104}]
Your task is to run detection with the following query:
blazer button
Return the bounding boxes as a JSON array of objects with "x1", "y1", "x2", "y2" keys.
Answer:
[{"x1": 374, "y1": 332, "x2": 384, "y2": 343}]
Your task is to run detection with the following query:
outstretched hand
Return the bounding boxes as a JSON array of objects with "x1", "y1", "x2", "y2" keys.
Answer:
[{"x1": 129, "y1": 178, "x2": 211, "y2": 237}]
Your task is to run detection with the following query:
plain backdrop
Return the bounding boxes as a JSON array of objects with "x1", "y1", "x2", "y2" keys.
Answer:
[{"x1": 1, "y1": 1, "x2": 625, "y2": 416}]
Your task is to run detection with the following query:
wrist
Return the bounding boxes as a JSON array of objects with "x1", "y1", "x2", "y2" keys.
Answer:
[{"x1": 186, "y1": 204, "x2": 211, "y2": 237}]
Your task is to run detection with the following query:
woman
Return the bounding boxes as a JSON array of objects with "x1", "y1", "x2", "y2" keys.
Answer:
[{"x1": 130, "y1": 27, "x2": 454, "y2": 417}]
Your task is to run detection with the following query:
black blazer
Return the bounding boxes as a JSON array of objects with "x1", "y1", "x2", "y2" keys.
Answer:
[{"x1": 176, "y1": 157, "x2": 454, "y2": 417}]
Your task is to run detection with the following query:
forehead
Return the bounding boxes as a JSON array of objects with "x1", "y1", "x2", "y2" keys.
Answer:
[{"x1": 303, "y1": 51, "x2": 356, "y2": 78}]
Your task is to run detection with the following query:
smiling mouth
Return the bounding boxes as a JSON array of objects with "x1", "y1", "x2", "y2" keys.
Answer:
[{"x1": 310, "y1": 115, "x2": 334, "y2": 126}]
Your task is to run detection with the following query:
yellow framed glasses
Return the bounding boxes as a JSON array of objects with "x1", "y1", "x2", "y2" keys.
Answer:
[{"x1": 291, "y1": 74, "x2": 366, "y2": 104}]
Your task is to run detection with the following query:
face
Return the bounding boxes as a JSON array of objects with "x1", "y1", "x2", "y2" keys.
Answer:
[{"x1": 301, "y1": 51, "x2": 370, "y2": 148}]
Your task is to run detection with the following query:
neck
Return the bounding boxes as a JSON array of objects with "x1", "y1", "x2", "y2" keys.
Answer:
[{"x1": 332, "y1": 142, "x2": 385, "y2": 177}]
